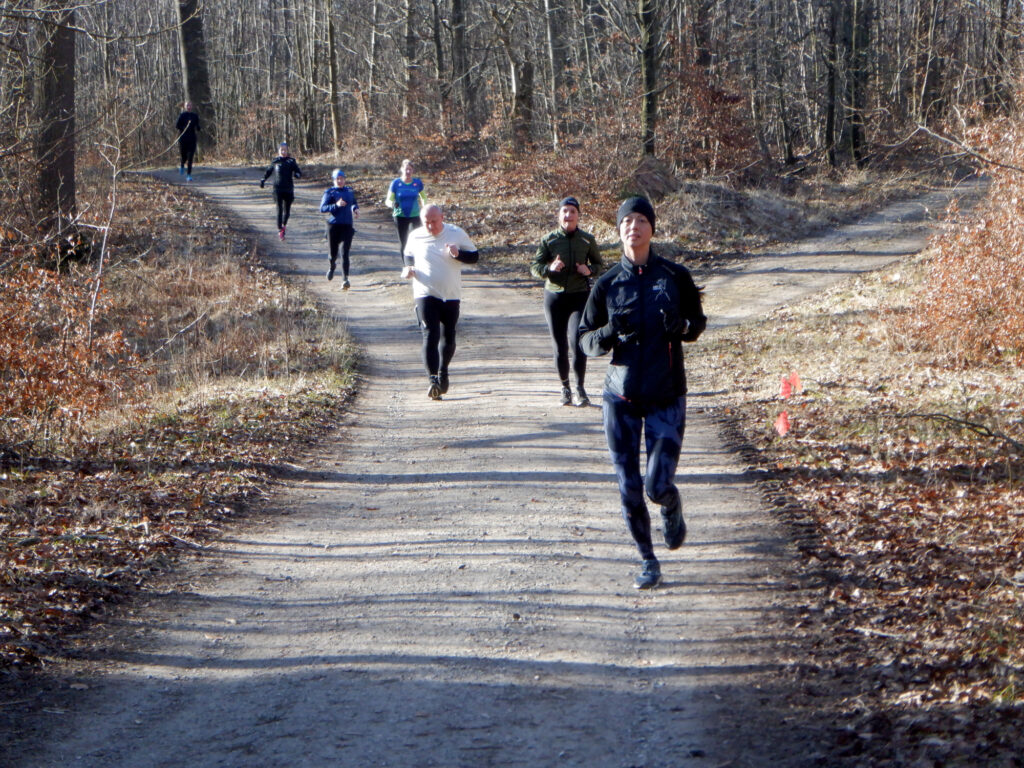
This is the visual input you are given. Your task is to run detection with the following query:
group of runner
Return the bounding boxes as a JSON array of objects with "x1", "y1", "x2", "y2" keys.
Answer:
[{"x1": 173, "y1": 101, "x2": 708, "y2": 590}]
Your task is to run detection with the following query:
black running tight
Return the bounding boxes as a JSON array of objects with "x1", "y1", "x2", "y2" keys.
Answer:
[
  {"x1": 328, "y1": 224, "x2": 355, "y2": 277},
  {"x1": 415, "y1": 296, "x2": 460, "y2": 376},
  {"x1": 274, "y1": 190, "x2": 295, "y2": 229},
  {"x1": 543, "y1": 289, "x2": 588, "y2": 385}
]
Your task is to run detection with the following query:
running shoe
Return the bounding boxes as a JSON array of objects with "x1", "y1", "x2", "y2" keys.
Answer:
[
  {"x1": 575, "y1": 386, "x2": 590, "y2": 407},
  {"x1": 438, "y1": 369, "x2": 449, "y2": 394},
  {"x1": 661, "y1": 491, "x2": 686, "y2": 550},
  {"x1": 179, "y1": 166, "x2": 185, "y2": 176},
  {"x1": 342, "y1": 278, "x2": 350, "y2": 290},
  {"x1": 427, "y1": 376, "x2": 442, "y2": 400},
  {"x1": 560, "y1": 386, "x2": 573, "y2": 406},
  {"x1": 634, "y1": 558, "x2": 662, "y2": 590},
  {"x1": 279, "y1": 226, "x2": 286, "y2": 240},
  {"x1": 326, "y1": 265, "x2": 335, "y2": 281}
]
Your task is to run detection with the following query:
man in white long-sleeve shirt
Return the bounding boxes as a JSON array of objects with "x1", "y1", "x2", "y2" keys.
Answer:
[{"x1": 401, "y1": 204, "x2": 479, "y2": 400}]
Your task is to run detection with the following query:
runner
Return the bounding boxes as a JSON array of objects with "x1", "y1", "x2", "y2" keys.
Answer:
[
  {"x1": 531, "y1": 196, "x2": 602, "y2": 407},
  {"x1": 320, "y1": 168, "x2": 359, "y2": 288},
  {"x1": 401, "y1": 204, "x2": 478, "y2": 400},
  {"x1": 579, "y1": 196, "x2": 707, "y2": 590},
  {"x1": 386, "y1": 159, "x2": 425, "y2": 261},
  {"x1": 260, "y1": 142, "x2": 302, "y2": 240},
  {"x1": 175, "y1": 100, "x2": 200, "y2": 181}
]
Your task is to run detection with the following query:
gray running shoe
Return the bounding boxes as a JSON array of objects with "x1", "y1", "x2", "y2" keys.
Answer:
[
  {"x1": 326, "y1": 264, "x2": 335, "y2": 281},
  {"x1": 427, "y1": 376, "x2": 442, "y2": 400},
  {"x1": 575, "y1": 386, "x2": 590, "y2": 407},
  {"x1": 560, "y1": 386, "x2": 573, "y2": 406},
  {"x1": 634, "y1": 558, "x2": 662, "y2": 590},
  {"x1": 342, "y1": 277, "x2": 350, "y2": 290}
]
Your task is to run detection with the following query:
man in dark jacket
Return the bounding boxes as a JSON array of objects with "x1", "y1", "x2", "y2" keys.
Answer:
[
  {"x1": 175, "y1": 100, "x2": 200, "y2": 180},
  {"x1": 579, "y1": 196, "x2": 706, "y2": 590}
]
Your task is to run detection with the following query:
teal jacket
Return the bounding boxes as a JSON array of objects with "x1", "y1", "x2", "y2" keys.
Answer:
[{"x1": 531, "y1": 227, "x2": 602, "y2": 294}]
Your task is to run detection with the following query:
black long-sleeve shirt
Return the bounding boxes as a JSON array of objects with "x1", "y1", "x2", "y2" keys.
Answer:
[
  {"x1": 261, "y1": 157, "x2": 302, "y2": 193},
  {"x1": 175, "y1": 111, "x2": 200, "y2": 145}
]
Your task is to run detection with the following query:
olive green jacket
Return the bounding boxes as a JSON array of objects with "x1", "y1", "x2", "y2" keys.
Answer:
[{"x1": 530, "y1": 228, "x2": 602, "y2": 294}]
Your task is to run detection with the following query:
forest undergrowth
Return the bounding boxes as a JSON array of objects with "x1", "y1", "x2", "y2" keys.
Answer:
[{"x1": 692, "y1": 120, "x2": 1024, "y2": 765}]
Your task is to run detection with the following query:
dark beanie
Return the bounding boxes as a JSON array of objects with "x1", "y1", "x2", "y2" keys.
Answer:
[
  {"x1": 616, "y1": 196, "x2": 656, "y2": 232},
  {"x1": 559, "y1": 196, "x2": 580, "y2": 212}
]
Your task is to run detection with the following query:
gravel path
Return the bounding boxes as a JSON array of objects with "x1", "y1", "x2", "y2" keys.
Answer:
[{"x1": 2, "y1": 168, "x2": 979, "y2": 768}]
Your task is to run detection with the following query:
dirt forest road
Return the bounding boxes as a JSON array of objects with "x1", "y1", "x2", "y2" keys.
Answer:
[{"x1": 3, "y1": 168, "x2": 979, "y2": 768}]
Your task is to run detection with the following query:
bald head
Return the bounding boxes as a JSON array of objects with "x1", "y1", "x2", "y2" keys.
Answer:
[{"x1": 422, "y1": 204, "x2": 444, "y2": 236}]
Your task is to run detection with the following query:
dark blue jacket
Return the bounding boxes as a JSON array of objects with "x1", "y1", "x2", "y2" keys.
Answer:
[
  {"x1": 320, "y1": 186, "x2": 358, "y2": 226},
  {"x1": 579, "y1": 250, "x2": 706, "y2": 404}
]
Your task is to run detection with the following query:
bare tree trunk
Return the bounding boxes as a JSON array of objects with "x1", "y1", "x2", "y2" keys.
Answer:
[
  {"x1": 327, "y1": 5, "x2": 342, "y2": 156},
  {"x1": 34, "y1": 1, "x2": 76, "y2": 233},
  {"x1": 176, "y1": 0, "x2": 215, "y2": 145},
  {"x1": 431, "y1": 0, "x2": 449, "y2": 135},
  {"x1": 513, "y1": 58, "x2": 534, "y2": 152},
  {"x1": 402, "y1": 0, "x2": 416, "y2": 120},
  {"x1": 825, "y1": 1, "x2": 838, "y2": 166},
  {"x1": 451, "y1": 0, "x2": 471, "y2": 129},
  {"x1": 365, "y1": 0, "x2": 379, "y2": 132},
  {"x1": 544, "y1": 0, "x2": 566, "y2": 151},
  {"x1": 639, "y1": 0, "x2": 658, "y2": 156}
]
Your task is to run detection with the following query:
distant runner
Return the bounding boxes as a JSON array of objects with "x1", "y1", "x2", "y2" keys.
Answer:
[
  {"x1": 260, "y1": 142, "x2": 302, "y2": 240},
  {"x1": 401, "y1": 204, "x2": 478, "y2": 400},
  {"x1": 175, "y1": 100, "x2": 200, "y2": 181},
  {"x1": 579, "y1": 196, "x2": 707, "y2": 590},
  {"x1": 320, "y1": 168, "x2": 359, "y2": 288},
  {"x1": 386, "y1": 158, "x2": 425, "y2": 262},
  {"x1": 531, "y1": 196, "x2": 602, "y2": 407}
]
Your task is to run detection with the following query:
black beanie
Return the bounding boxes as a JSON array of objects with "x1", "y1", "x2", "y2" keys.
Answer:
[
  {"x1": 616, "y1": 196, "x2": 656, "y2": 233},
  {"x1": 559, "y1": 196, "x2": 580, "y2": 212}
]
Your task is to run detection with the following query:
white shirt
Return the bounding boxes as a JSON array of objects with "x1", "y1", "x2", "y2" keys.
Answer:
[{"x1": 404, "y1": 222, "x2": 477, "y2": 301}]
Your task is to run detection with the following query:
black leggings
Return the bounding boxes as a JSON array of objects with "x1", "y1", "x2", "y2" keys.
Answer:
[
  {"x1": 415, "y1": 296, "x2": 460, "y2": 376},
  {"x1": 179, "y1": 142, "x2": 196, "y2": 174},
  {"x1": 327, "y1": 224, "x2": 355, "y2": 277},
  {"x1": 395, "y1": 216, "x2": 420, "y2": 259},
  {"x1": 274, "y1": 190, "x2": 294, "y2": 229},
  {"x1": 543, "y1": 289, "x2": 588, "y2": 385}
]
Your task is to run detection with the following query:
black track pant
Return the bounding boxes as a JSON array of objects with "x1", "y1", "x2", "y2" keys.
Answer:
[
  {"x1": 543, "y1": 289, "x2": 588, "y2": 386},
  {"x1": 415, "y1": 296, "x2": 460, "y2": 377},
  {"x1": 178, "y1": 141, "x2": 196, "y2": 174},
  {"x1": 327, "y1": 224, "x2": 355, "y2": 277},
  {"x1": 274, "y1": 190, "x2": 295, "y2": 229},
  {"x1": 395, "y1": 216, "x2": 420, "y2": 259}
]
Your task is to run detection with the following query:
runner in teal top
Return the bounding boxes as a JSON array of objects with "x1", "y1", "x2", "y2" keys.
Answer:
[{"x1": 386, "y1": 158, "x2": 426, "y2": 261}]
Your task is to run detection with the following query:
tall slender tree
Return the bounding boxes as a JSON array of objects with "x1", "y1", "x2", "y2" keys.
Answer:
[
  {"x1": 176, "y1": 0, "x2": 214, "y2": 145},
  {"x1": 34, "y1": 0, "x2": 76, "y2": 233}
]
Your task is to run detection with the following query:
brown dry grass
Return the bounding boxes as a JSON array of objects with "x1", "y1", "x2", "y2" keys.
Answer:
[
  {"x1": 1, "y1": 171, "x2": 356, "y2": 669},
  {"x1": 693, "y1": 242, "x2": 1024, "y2": 763}
]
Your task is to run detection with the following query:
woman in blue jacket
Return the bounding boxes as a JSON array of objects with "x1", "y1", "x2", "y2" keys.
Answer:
[{"x1": 320, "y1": 169, "x2": 359, "y2": 288}]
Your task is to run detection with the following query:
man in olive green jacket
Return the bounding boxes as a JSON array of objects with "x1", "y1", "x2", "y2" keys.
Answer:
[{"x1": 531, "y1": 197, "x2": 603, "y2": 406}]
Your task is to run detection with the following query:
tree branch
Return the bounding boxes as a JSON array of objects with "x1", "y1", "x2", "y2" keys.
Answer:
[{"x1": 896, "y1": 411, "x2": 1024, "y2": 455}]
